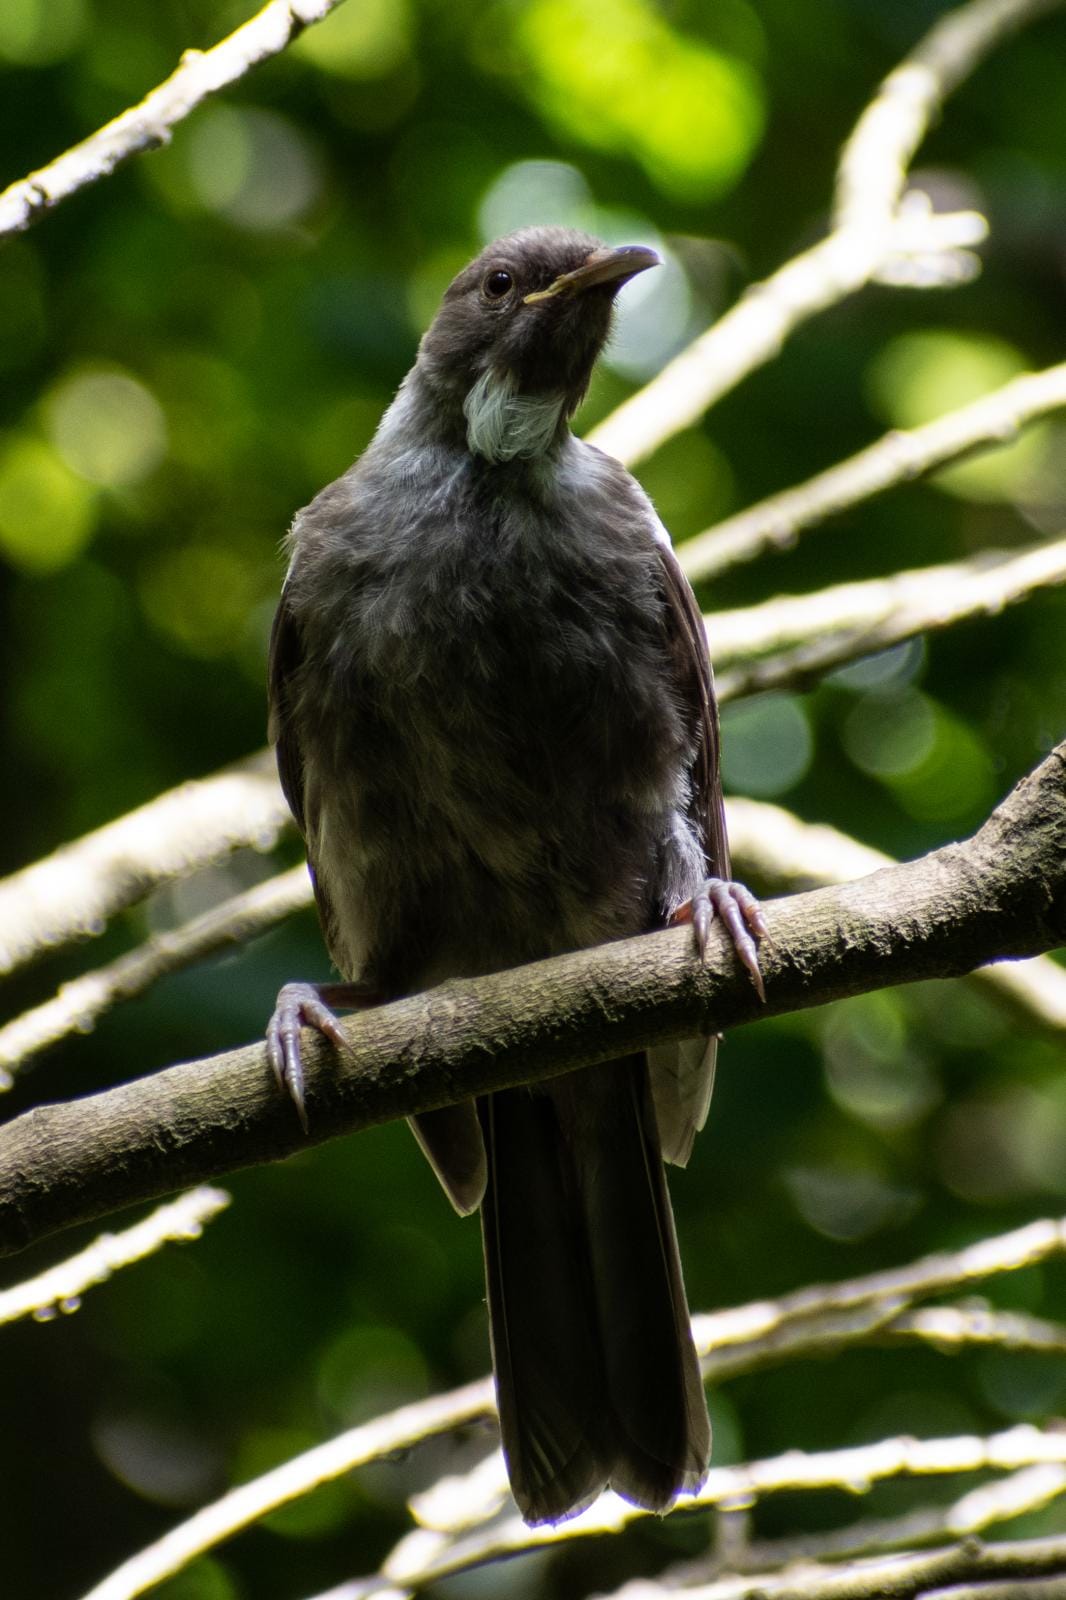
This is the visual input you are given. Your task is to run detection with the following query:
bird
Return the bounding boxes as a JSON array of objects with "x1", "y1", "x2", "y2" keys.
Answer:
[{"x1": 266, "y1": 225, "x2": 765, "y2": 1526}]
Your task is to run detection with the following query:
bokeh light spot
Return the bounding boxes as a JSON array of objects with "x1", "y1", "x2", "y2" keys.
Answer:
[
  {"x1": 720, "y1": 693, "x2": 812, "y2": 797},
  {"x1": 866, "y1": 330, "x2": 1048, "y2": 502},
  {"x1": 294, "y1": 0, "x2": 411, "y2": 78},
  {"x1": 0, "y1": 435, "x2": 96, "y2": 572},
  {"x1": 0, "y1": 0, "x2": 87, "y2": 64},
  {"x1": 139, "y1": 545, "x2": 259, "y2": 658},
  {"x1": 512, "y1": 0, "x2": 765, "y2": 201},
  {"x1": 843, "y1": 689, "x2": 937, "y2": 779},
  {"x1": 43, "y1": 368, "x2": 167, "y2": 488},
  {"x1": 176, "y1": 106, "x2": 324, "y2": 232}
]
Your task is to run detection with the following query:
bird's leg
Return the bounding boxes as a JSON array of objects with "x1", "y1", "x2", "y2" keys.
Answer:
[
  {"x1": 267, "y1": 980, "x2": 381, "y2": 1132},
  {"x1": 671, "y1": 879, "x2": 768, "y2": 1001}
]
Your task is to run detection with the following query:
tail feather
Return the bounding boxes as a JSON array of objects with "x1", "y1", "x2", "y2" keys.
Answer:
[{"x1": 480, "y1": 1056, "x2": 710, "y2": 1525}]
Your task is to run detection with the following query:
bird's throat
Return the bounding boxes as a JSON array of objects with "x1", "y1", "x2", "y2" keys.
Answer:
[{"x1": 463, "y1": 368, "x2": 566, "y2": 463}]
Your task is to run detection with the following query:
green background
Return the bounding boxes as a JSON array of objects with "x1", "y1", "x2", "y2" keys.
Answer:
[{"x1": 1, "y1": 1, "x2": 1066, "y2": 1596}]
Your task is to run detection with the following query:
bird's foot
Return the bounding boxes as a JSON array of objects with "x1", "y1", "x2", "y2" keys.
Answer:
[
  {"x1": 266, "y1": 981, "x2": 379, "y2": 1132},
  {"x1": 672, "y1": 879, "x2": 768, "y2": 1001}
]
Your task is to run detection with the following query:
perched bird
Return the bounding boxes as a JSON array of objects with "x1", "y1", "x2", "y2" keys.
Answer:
[{"x1": 267, "y1": 226, "x2": 765, "y2": 1525}]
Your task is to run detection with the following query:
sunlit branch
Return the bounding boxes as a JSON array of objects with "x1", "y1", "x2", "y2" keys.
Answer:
[
  {"x1": 0, "y1": 1188, "x2": 229, "y2": 1328},
  {"x1": 376, "y1": 1427, "x2": 1066, "y2": 1593},
  {"x1": 0, "y1": 742, "x2": 1062, "y2": 1255},
  {"x1": 882, "y1": 1304, "x2": 1066, "y2": 1356},
  {"x1": 679, "y1": 363, "x2": 1066, "y2": 583},
  {"x1": 426, "y1": 1215, "x2": 1066, "y2": 1535},
  {"x1": 0, "y1": 751, "x2": 288, "y2": 980},
  {"x1": 834, "y1": 0, "x2": 1064, "y2": 233},
  {"x1": 0, "y1": 0, "x2": 348, "y2": 239},
  {"x1": 597, "y1": 1535, "x2": 1066, "y2": 1600},
  {"x1": 73, "y1": 1214, "x2": 1066, "y2": 1600},
  {"x1": 726, "y1": 796, "x2": 1066, "y2": 1033},
  {"x1": 585, "y1": 0, "x2": 1063, "y2": 467},
  {"x1": 710, "y1": 536, "x2": 1066, "y2": 701},
  {"x1": 76, "y1": 1379, "x2": 496, "y2": 1600},
  {"x1": 694, "y1": 1465, "x2": 1066, "y2": 1590},
  {"x1": 0, "y1": 867, "x2": 311, "y2": 1083}
]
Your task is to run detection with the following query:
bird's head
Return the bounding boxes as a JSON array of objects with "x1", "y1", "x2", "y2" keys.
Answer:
[{"x1": 414, "y1": 226, "x2": 659, "y2": 462}]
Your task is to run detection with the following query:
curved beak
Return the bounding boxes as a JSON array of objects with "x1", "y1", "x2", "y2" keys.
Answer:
[{"x1": 523, "y1": 243, "x2": 661, "y2": 304}]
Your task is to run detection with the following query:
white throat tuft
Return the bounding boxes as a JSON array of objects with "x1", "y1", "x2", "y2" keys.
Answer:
[{"x1": 463, "y1": 368, "x2": 564, "y2": 463}]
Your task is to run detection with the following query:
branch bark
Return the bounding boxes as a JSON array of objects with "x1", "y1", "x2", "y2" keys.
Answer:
[
  {"x1": 711, "y1": 536, "x2": 1066, "y2": 701},
  {"x1": 0, "y1": 0, "x2": 349, "y2": 239},
  {"x1": 679, "y1": 364, "x2": 1066, "y2": 584},
  {"x1": 0, "y1": 743, "x2": 1062, "y2": 1259},
  {"x1": 585, "y1": 0, "x2": 1061, "y2": 468},
  {"x1": 0, "y1": 751, "x2": 286, "y2": 978}
]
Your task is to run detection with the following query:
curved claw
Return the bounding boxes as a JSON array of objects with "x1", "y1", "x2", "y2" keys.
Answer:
[
  {"x1": 673, "y1": 878, "x2": 767, "y2": 1001},
  {"x1": 266, "y1": 982, "x2": 349, "y2": 1133}
]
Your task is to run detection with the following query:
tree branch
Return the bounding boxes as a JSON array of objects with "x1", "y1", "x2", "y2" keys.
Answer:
[
  {"x1": 679, "y1": 364, "x2": 1066, "y2": 584},
  {"x1": 0, "y1": 743, "x2": 1062, "y2": 1258},
  {"x1": 377, "y1": 1427, "x2": 1066, "y2": 1594},
  {"x1": 0, "y1": 0, "x2": 348, "y2": 240},
  {"x1": 72, "y1": 1213, "x2": 1066, "y2": 1600},
  {"x1": 726, "y1": 797, "x2": 1066, "y2": 1031},
  {"x1": 584, "y1": 0, "x2": 1062, "y2": 468},
  {"x1": 0, "y1": 867, "x2": 310, "y2": 1082},
  {"x1": 0, "y1": 751, "x2": 287, "y2": 979},
  {"x1": 0, "y1": 1188, "x2": 228, "y2": 1327},
  {"x1": 711, "y1": 536, "x2": 1066, "y2": 701}
]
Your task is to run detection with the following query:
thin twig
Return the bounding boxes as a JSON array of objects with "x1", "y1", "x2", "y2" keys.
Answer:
[
  {"x1": 0, "y1": 867, "x2": 311, "y2": 1081},
  {"x1": 726, "y1": 797, "x2": 1066, "y2": 1032},
  {"x1": 0, "y1": 751, "x2": 287, "y2": 980},
  {"x1": 75, "y1": 1380, "x2": 496, "y2": 1600},
  {"x1": 411, "y1": 1216, "x2": 1066, "y2": 1536},
  {"x1": 607, "y1": 1537, "x2": 1066, "y2": 1600},
  {"x1": 586, "y1": 0, "x2": 1062, "y2": 467},
  {"x1": 711, "y1": 535, "x2": 1066, "y2": 700},
  {"x1": 378, "y1": 1427, "x2": 1066, "y2": 1591},
  {"x1": 834, "y1": 0, "x2": 1064, "y2": 232},
  {"x1": 686, "y1": 1466, "x2": 1066, "y2": 1587},
  {"x1": 882, "y1": 1305, "x2": 1066, "y2": 1356},
  {"x1": 680, "y1": 364, "x2": 1066, "y2": 583},
  {"x1": 71, "y1": 1212, "x2": 1066, "y2": 1600},
  {"x1": 0, "y1": 0, "x2": 348, "y2": 239},
  {"x1": 0, "y1": 1188, "x2": 229, "y2": 1327}
]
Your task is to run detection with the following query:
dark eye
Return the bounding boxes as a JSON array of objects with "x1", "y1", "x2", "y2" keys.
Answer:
[{"x1": 483, "y1": 269, "x2": 513, "y2": 299}]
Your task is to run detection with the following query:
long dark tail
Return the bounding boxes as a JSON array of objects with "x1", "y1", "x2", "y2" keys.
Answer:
[{"x1": 478, "y1": 1056, "x2": 710, "y2": 1525}]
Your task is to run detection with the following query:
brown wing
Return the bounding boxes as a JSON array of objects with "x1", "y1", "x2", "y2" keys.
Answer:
[
  {"x1": 653, "y1": 540, "x2": 729, "y2": 881},
  {"x1": 267, "y1": 592, "x2": 307, "y2": 838},
  {"x1": 648, "y1": 539, "x2": 727, "y2": 1166}
]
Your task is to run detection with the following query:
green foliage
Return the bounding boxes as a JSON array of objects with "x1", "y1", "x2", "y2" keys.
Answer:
[{"x1": 1, "y1": 2, "x2": 1066, "y2": 1597}]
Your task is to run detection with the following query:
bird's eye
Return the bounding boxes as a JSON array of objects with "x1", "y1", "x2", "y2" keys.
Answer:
[{"x1": 483, "y1": 269, "x2": 514, "y2": 299}]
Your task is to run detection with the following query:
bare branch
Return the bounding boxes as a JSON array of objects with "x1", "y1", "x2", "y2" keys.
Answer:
[
  {"x1": 587, "y1": 211, "x2": 984, "y2": 471},
  {"x1": 0, "y1": 867, "x2": 311, "y2": 1082},
  {"x1": 834, "y1": 0, "x2": 1064, "y2": 233},
  {"x1": 76, "y1": 1379, "x2": 495, "y2": 1600},
  {"x1": 0, "y1": 0, "x2": 348, "y2": 240},
  {"x1": 727, "y1": 797, "x2": 1066, "y2": 1032},
  {"x1": 584, "y1": 0, "x2": 1062, "y2": 468},
  {"x1": 0, "y1": 742, "x2": 1062, "y2": 1259},
  {"x1": 711, "y1": 536, "x2": 1066, "y2": 701},
  {"x1": 73, "y1": 1214, "x2": 1066, "y2": 1600},
  {"x1": 0, "y1": 751, "x2": 288, "y2": 979},
  {"x1": 378, "y1": 1427, "x2": 1066, "y2": 1592},
  {"x1": 882, "y1": 1305, "x2": 1066, "y2": 1357},
  {"x1": 428, "y1": 1216, "x2": 1066, "y2": 1536},
  {"x1": 651, "y1": 1538, "x2": 1066, "y2": 1600},
  {"x1": 0, "y1": 1189, "x2": 229, "y2": 1328},
  {"x1": 680, "y1": 364, "x2": 1066, "y2": 583},
  {"x1": 647, "y1": 1467, "x2": 1066, "y2": 1596}
]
